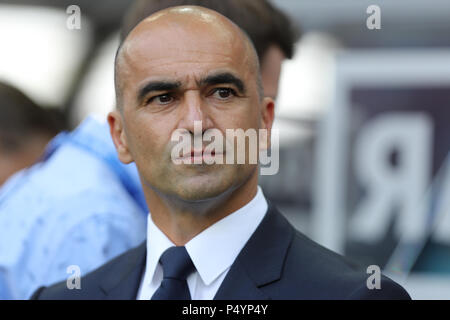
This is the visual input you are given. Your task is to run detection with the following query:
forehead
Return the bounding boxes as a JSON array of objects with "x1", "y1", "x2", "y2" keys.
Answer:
[{"x1": 120, "y1": 20, "x2": 253, "y2": 88}]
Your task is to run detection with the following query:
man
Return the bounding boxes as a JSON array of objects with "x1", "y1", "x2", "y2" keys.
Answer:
[
  {"x1": 32, "y1": 6, "x2": 410, "y2": 299},
  {"x1": 0, "y1": 0, "x2": 296, "y2": 300}
]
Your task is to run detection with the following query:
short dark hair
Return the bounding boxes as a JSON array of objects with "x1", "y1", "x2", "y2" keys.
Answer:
[
  {"x1": 0, "y1": 82, "x2": 65, "y2": 152},
  {"x1": 120, "y1": 0, "x2": 299, "y2": 60}
]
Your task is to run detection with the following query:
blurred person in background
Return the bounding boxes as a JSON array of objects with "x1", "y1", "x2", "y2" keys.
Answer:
[
  {"x1": 0, "y1": 0, "x2": 297, "y2": 299},
  {"x1": 0, "y1": 82, "x2": 63, "y2": 186}
]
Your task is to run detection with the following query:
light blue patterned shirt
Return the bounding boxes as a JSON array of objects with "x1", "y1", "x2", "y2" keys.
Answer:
[{"x1": 0, "y1": 117, "x2": 148, "y2": 299}]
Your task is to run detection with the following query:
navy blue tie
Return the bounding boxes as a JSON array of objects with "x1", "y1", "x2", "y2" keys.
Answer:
[{"x1": 151, "y1": 246, "x2": 195, "y2": 300}]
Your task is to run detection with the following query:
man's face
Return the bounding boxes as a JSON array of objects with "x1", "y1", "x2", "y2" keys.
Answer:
[{"x1": 109, "y1": 15, "x2": 274, "y2": 202}]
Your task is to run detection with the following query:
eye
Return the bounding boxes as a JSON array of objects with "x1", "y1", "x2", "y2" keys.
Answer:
[
  {"x1": 147, "y1": 93, "x2": 174, "y2": 105},
  {"x1": 212, "y1": 88, "x2": 236, "y2": 100}
]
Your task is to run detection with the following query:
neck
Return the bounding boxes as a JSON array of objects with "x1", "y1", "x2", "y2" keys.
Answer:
[{"x1": 145, "y1": 172, "x2": 259, "y2": 246}]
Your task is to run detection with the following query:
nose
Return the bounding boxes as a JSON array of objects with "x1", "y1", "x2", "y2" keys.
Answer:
[{"x1": 177, "y1": 90, "x2": 213, "y2": 136}]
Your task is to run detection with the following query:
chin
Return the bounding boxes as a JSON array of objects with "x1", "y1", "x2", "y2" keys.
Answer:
[
  {"x1": 173, "y1": 169, "x2": 238, "y2": 202},
  {"x1": 176, "y1": 180, "x2": 231, "y2": 202},
  {"x1": 159, "y1": 165, "x2": 255, "y2": 203}
]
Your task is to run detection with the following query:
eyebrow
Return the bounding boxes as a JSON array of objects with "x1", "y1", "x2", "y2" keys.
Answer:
[
  {"x1": 137, "y1": 81, "x2": 181, "y2": 104},
  {"x1": 136, "y1": 72, "x2": 246, "y2": 104},
  {"x1": 199, "y1": 72, "x2": 246, "y2": 95}
]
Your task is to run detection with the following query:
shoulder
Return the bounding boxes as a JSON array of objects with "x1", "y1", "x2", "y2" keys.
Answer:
[
  {"x1": 31, "y1": 241, "x2": 146, "y2": 300},
  {"x1": 266, "y1": 207, "x2": 411, "y2": 299},
  {"x1": 286, "y1": 230, "x2": 410, "y2": 299},
  {"x1": 0, "y1": 135, "x2": 145, "y2": 245}
]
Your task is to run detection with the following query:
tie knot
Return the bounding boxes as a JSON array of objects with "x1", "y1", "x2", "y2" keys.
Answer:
[{"x1": 159, "y1": 246, "x2": 195, "y2": 280}]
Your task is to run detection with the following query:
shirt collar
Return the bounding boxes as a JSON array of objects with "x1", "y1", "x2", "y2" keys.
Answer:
[
  {"x1": 145, "y1": 215, "x2": 176, "y2": 287},
  {"x1": 145, "y1": 186, "x2": 268, "y2": 286}
]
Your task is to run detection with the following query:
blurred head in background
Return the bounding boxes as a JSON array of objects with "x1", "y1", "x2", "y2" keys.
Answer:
[
  {"x1": 0, "y1": 82, "x2": 65, "y2": 185},
  {"x1": 120, "y1": 0, "x2": 299, "y2": 100}
]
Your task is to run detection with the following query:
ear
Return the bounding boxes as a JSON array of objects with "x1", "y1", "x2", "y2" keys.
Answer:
[
  {"x1": 259, "y1": 97, "x2": 275, "y2": 151},
  {"x1": 107, "y1": 110, "x2": 134, "y2": 164}
]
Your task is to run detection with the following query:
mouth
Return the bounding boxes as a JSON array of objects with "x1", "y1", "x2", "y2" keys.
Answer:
[{"x1": 178, "y1": 149, "x2": 224, "y2": 163}]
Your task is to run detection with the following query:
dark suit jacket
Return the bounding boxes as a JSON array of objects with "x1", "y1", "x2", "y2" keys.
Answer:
[{"x1": 31, "y1": 204, "x2": 411, "y2": 300}]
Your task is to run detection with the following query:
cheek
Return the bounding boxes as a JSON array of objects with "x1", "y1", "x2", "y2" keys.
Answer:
[
  {"x1": 240, "y1": 103, "x2": 262, "y2": 130},
  {"x1": 126, "y1": 116, "x2": 173, "y2": 162},
  {"x1": 213, "y1": 102, "x2": 260, "y2": 130}
]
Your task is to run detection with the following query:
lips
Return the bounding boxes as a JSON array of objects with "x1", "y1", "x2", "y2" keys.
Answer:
[
  {"x1": 179, "y1": 149, "x2": 223, "y2": 161},
  {"x1": 190, "y1": 149, "x2": 205, "y2": 158}
]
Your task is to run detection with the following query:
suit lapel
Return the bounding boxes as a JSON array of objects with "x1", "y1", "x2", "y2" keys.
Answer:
[
  {"x1": 99, "y1": 241, "x2": 147, "y2": 299},
  {"x1": 213, "y1": 260, "x2": 269, "y2": 299},
  {"x1": 214, "y1": 203, "x2": 294, "y2": 300}
]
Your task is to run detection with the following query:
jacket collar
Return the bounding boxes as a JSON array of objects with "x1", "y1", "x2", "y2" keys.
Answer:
[
  {"x1": 214, "y1": 203, "x2": 294, "y2": 299},
  {"x1": 99, "y1": 241, "x2": 147, "y2": 299}
]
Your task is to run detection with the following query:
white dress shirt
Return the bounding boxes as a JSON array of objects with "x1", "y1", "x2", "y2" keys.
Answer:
[{"x1": 137, "y1": 186, "x2": 268, "y2": 300}]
